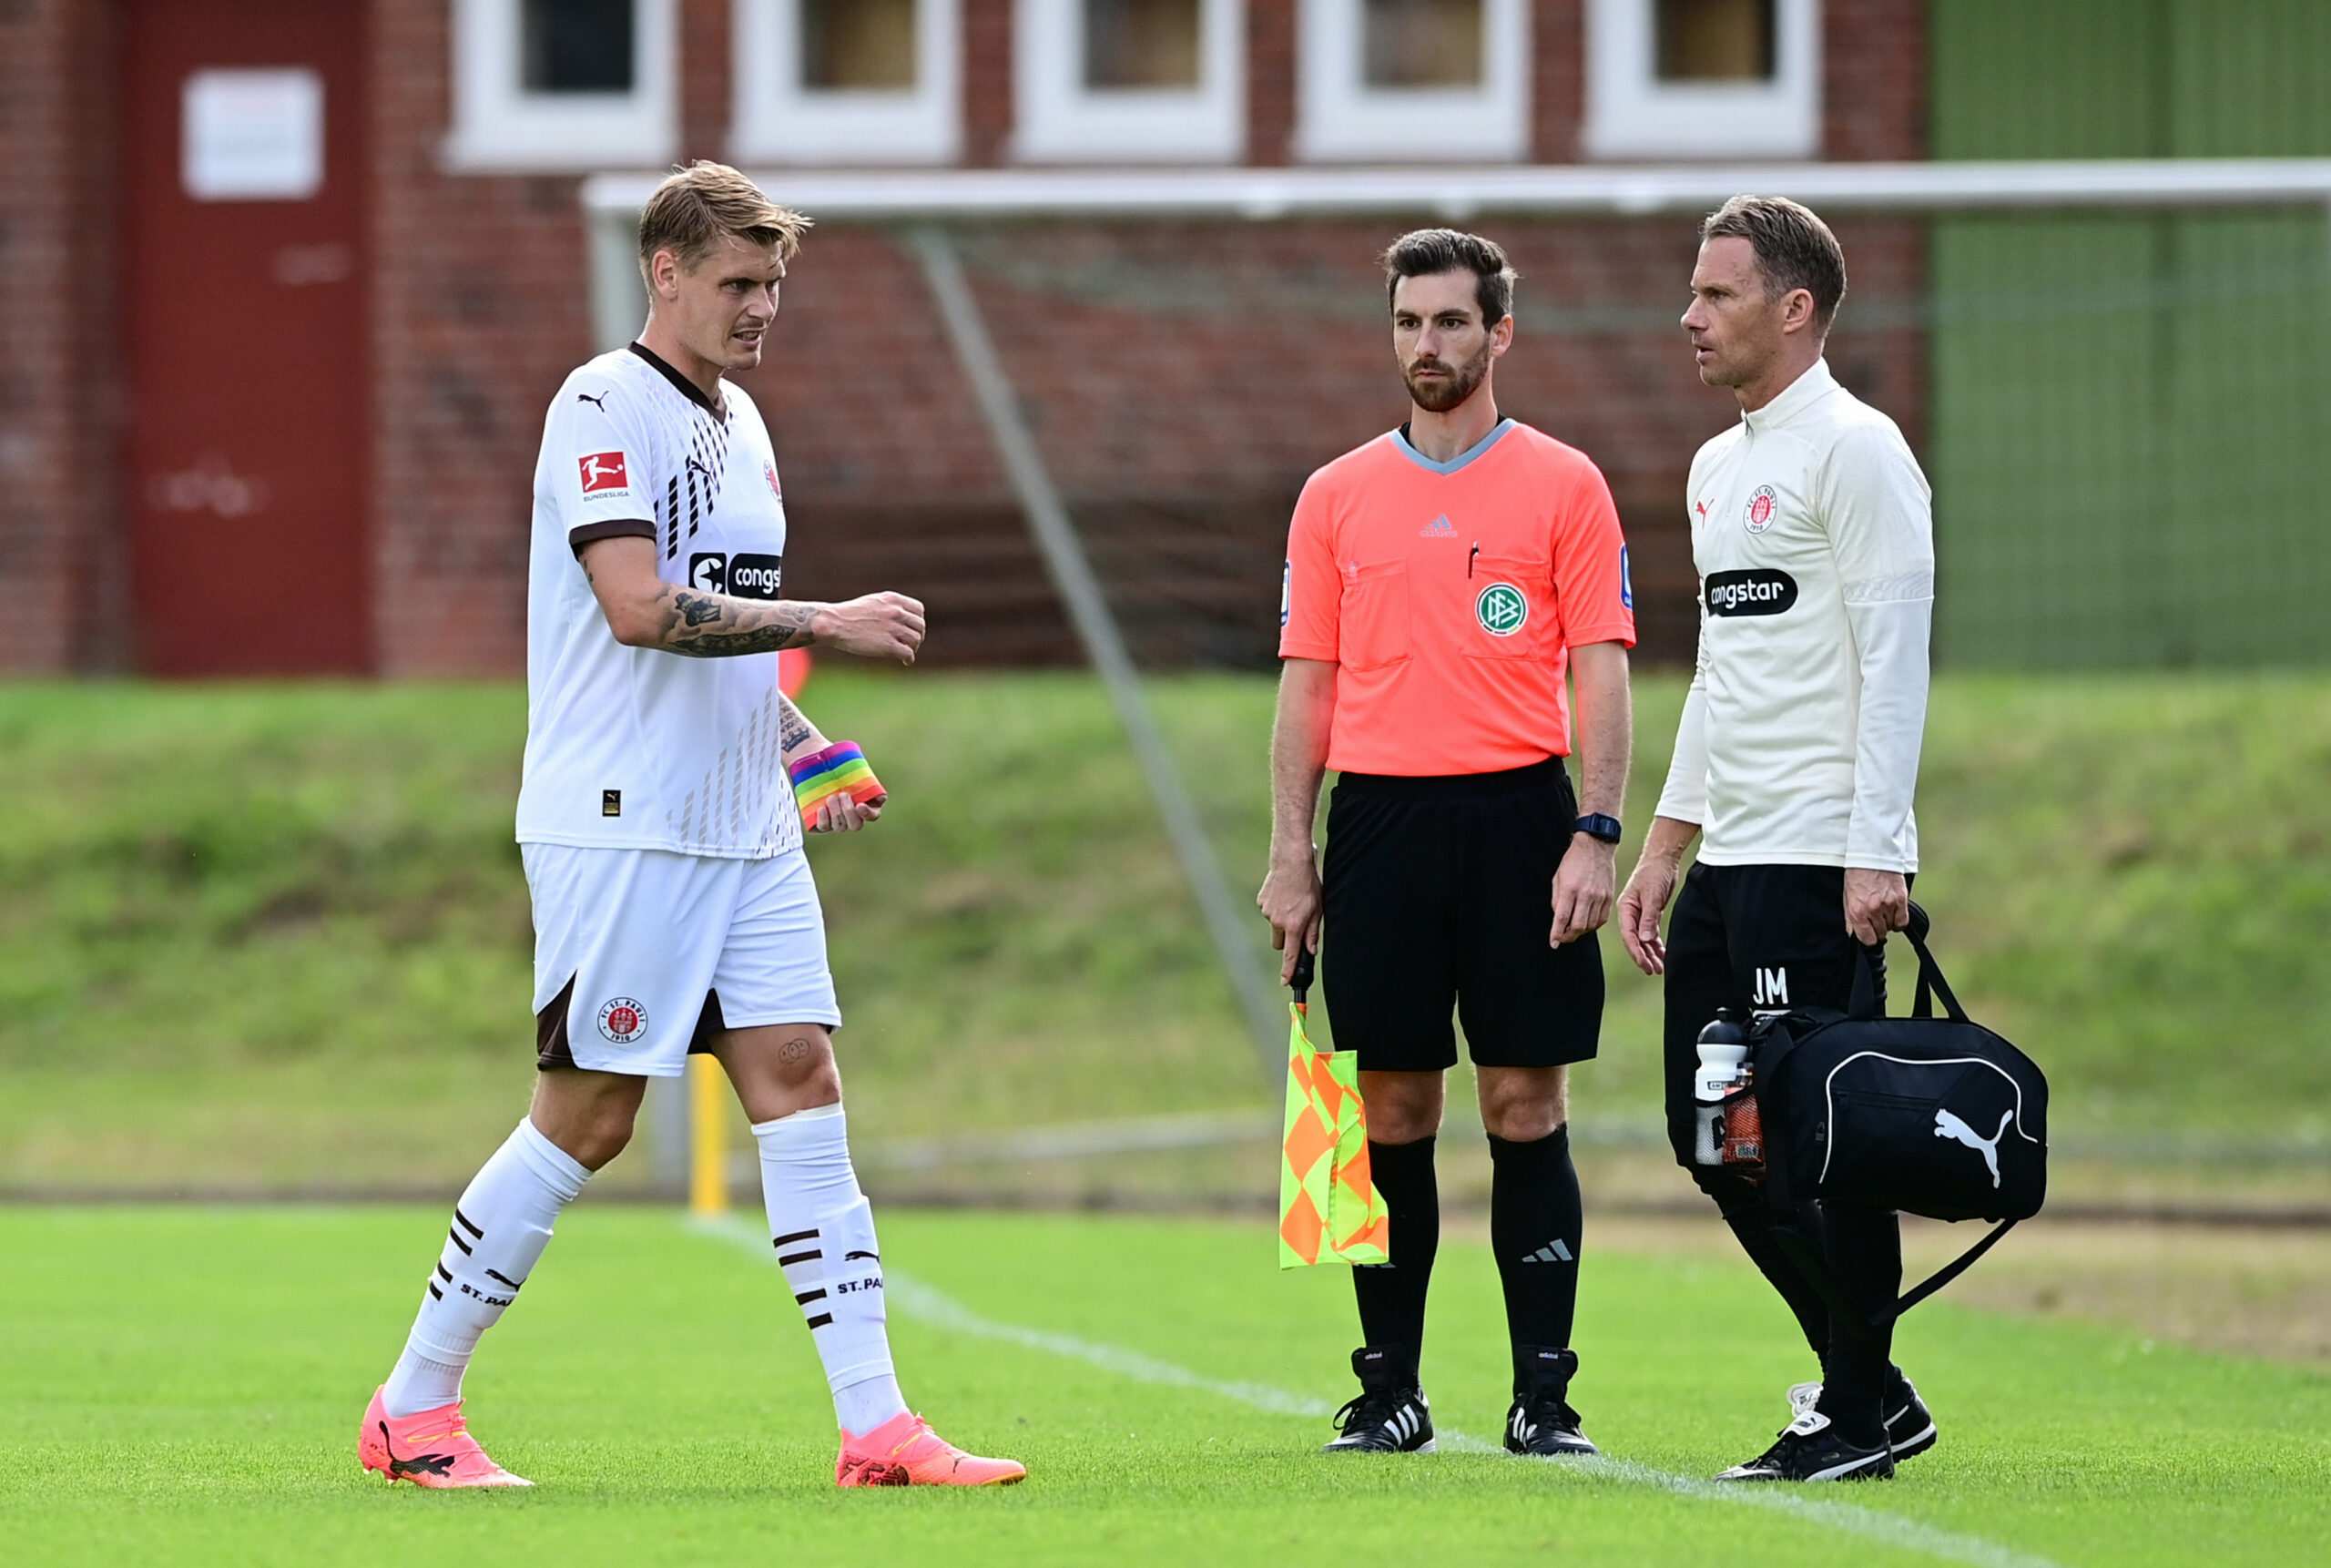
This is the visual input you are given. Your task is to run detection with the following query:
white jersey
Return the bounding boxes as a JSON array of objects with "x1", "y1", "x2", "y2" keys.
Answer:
[
  {"x1": 515, "y1": 343, "x2": 800, "y2": 860},
  {"x1": 1654, "y1": 359, "x2": 1933, "y2": 871}
]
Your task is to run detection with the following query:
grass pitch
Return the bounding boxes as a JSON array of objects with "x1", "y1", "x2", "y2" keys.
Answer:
[
  {"x1": 5, "y1": 672, "x2": 2331, "y2": 1194},
  {"x1": 1, "y1": 1206, "x2": 2324, "y2": 1567}
]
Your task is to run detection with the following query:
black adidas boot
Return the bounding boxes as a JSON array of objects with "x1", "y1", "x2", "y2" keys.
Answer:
[
  {"x1": 1503, "y1": 1346, "x2": 1596, "y2": 1457},
  {"x1": 1322, "y1": 1346, "x2": 1434, "y2": 1453}
]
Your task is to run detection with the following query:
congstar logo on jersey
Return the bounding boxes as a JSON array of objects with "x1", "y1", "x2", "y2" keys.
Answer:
[
  {"x1": 687, "y1": 553, "x2": 784, "y2": 599},
  {"x1": 1705, "y1": 568, "x2": 1798, "y2": 617},
  {"x1": 1475, "y1": 582, "x2": 1529, "y2": 636}
]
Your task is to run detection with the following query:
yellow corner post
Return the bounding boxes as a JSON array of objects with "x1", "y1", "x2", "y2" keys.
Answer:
[{"x1": 688, "y1": 1053, "x2": 728, "y2": 1218}]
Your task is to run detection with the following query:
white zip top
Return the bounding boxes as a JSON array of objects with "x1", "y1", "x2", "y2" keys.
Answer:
[{"x1": 1654, "y1": 359, "x2": 1933, "y2": 871}]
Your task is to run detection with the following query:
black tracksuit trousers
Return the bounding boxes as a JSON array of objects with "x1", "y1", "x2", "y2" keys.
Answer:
[{"x1": 1662, "y1": 860, "x2": 1905, "y2": 1447}]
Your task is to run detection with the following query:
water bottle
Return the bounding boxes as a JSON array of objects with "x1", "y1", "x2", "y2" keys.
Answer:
[{"x1": 1692, "y1": 1010, "x2": 1750, "y2": 1167}]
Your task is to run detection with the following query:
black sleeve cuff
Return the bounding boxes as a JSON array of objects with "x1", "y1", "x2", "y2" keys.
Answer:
[{"x1": 569, "y1": 519, "x2": 657, "y2": 556}]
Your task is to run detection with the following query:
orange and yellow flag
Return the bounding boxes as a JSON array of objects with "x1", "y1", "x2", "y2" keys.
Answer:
[{"x1": 1278, "y1": 955, "x2": 1389, "y2": 1268}]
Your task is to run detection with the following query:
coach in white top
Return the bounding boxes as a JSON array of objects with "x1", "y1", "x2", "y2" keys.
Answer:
[
  {"x1": 1618, "y1": 197, "x2": 1936, "y2": 1485},
  {"x1": 359, "y1": 163, "x2": 1023, "y2": 1491}
]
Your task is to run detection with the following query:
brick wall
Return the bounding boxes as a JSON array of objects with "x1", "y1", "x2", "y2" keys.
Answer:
[
  {"x1": 1826, "y1": 0, "x2": 1926, "y2": 163},
  {"x1": 743, "y1": 213, "x2": 1926, "y2": 668},
  {"x1": 0, "y1": 0, "x2": 120, "y2": 672},
  {"x1": 368, "y1": 1, "x2": 597, "y2": 676},
  {"x1": 1, "y1": 0, "x2": 1928, "y2": 674}
]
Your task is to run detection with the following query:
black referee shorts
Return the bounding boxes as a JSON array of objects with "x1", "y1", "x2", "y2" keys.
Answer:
[
  {"x1": 1320, "y1": 756, "x2": 1604, "y2": 1073},
  {"x1": 1660, "y1": 861, "x2": 1894, "y2": 1170}
]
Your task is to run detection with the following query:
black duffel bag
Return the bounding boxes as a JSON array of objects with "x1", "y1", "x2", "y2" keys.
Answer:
[{"x1": 1746, "y1": 903, "x2": 2047, "y2": 1343}]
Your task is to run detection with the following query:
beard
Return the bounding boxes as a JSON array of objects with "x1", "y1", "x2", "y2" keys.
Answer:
[{"x1": 1403, "y1": 341, "x2": 1492, "y2": 412}]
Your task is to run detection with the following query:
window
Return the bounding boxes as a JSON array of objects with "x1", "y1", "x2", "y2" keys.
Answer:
[
  {"x1": 1014, "y1": 0, "x2": 1245, "y2": 162},
  {"x1": 1582, "y1": 0, "x2": 1818, "y2": 159},
  {"x1": 1364, "y1": 0, "x2": 1482, "y2": 88},
  {"x1": 445, "y1": 0, "x2": 677, "y2": 171},
  {"x1": 524, "y1": 0, "x2": 636, "y2": 91},
  {"x1": 1655, "y1": 0, "x2": 1772, "y2": 81},
  {"x1": 730, "y1": 0, "x2": 960, "y2": 163},
  {"x1": 1295, "y1": 0, "x2": 1529, "y2": 161}
]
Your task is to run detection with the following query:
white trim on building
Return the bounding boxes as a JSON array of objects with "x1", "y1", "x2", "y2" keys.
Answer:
[
  {"x1": 1013, "y1": 0, "x2": 1247, "y2": 164},
  {"x1": 729, "y1": 0, "x2": 962, "y2": 165},
  {"x1": 1581, "y1": 0, "x2": 1821, "y2": 161},
  {"x1": 1293, "y1": 0, "x2": 1532, "y2": 164},
  {"x1": 444, "y1": 0, "x2": 679, "y2": 172}
]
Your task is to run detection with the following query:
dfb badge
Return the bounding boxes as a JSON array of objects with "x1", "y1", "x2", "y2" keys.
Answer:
[
  {"x1": 597, "y1": 997, "x2": 647, "y2": 1044},
  {"x1": 1475, "y1": 581, "x2": 1529, "y2": 637}
]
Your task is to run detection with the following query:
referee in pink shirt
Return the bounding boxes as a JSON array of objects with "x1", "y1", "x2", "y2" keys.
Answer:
[{"x1": 1259, "y1": 229, "x2": 1636, "y2": 1460}]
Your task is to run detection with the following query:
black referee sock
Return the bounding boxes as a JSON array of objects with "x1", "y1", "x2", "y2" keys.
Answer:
[
  {"x1": 1488, "y1": 1125, "x2": 1583, "y2": 1359},
  {"x1": 1351, "y1": 1136, "x2": 1439, "y2": 1362}
]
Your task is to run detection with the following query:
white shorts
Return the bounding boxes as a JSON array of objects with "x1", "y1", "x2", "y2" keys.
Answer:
[{"x1": 522, "y1": 842, "x2": 841, "y2": 1076}]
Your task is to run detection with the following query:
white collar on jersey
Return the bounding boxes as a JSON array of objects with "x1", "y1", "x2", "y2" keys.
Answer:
[{"x1": 1740, "y1": 357, "x2": 1839, "y2": 434}]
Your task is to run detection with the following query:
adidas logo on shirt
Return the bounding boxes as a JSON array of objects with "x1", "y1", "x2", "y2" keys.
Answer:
[
  {"x1": 1521, "y1": 1240, "x2": 1575, "y2": 1264},
  {"x1": 1420, "y1": 514, "x2": 1458, "y2": 536}
]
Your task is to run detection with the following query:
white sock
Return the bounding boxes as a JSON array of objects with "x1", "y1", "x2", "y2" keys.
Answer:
[
  {"x1": 382, "y1": 1118, "x2": 590, "y2": 1418},
  {"x1": 754, "y1": 1103, "x2": 910, "y2": 1437}
]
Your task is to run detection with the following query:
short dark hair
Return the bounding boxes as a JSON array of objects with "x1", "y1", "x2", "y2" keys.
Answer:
[
  {"x1": 1381, "y1": 229, "x2": 1517, "y2": 326},
  {"x1": 1699, "y1": 196, "x2": 1847, "y2": 333}
]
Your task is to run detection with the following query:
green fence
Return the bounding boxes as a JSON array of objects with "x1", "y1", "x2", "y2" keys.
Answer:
[{"x1": 1929, "y1": 0, "x2": 2331, "y2": 667}]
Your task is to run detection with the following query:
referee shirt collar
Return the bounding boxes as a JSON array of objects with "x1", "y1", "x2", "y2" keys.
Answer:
[
  {"x1": 1389, "y1": 416, "x2": 1515, "y2": 475},
  {"x1": 1741, "y1": 357, "x2": 1838, "y2": 434}
]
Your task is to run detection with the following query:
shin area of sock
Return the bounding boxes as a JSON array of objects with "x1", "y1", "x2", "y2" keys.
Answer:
[
  {"x1": 1351, "y1": 1135, "x2": 1439, "y2": 1357},
  {"x1": 382, "y1": 1118, "x2": 589, "y2": 1418},
  {"x1": 753, "y1": 1107, "x2": 908, "y2": 1434},
  {"x1": 1488, "y1": 1124, "x2": 1583, "y2": 1353}
]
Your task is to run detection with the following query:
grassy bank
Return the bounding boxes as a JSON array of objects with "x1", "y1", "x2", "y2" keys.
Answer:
[{"x1": 0, "y1": 672, "x2": 2325, "y2": 1190}]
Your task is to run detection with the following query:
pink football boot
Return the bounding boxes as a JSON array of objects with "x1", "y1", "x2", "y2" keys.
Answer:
[
  {"x1": 360, "y1": 1386, "x2": 534, "y2": 1488},
  {"x1": 835, "y1": 1411, "x2": 1026, "y2": 1487}
]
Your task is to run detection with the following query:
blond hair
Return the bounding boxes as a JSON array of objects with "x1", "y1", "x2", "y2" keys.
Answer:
[{"x1": 636, "y1": 161, "x2": 810, "y2": 285}]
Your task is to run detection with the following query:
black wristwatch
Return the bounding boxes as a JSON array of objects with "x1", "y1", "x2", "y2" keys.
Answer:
[{"x1": 1572, "y1": 813, "x2": 1624, "y2": 844}]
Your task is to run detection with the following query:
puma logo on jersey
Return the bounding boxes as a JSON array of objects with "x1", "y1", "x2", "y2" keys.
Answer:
[
  {"x1": 1935, "y1": 1108, "x2": 2015, "y2": 1187},
  {"x1": 1694, "y1": 497, "x2": 1715, "y2": 521},
  {"x1": 1752, "y1": 967, "x2": 1789, "y2": 1006},
  {"x1": 575, "y1": 391, "x2": 610, "y2": 412}
]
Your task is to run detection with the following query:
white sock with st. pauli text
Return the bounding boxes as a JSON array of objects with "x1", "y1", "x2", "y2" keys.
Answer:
[
  {"x1": 382, "y1": 1118, "x2": 591, "y2": 1418},
  {"x1": 753, "y1": 1102, "x2": 911, "y2": 1437}
]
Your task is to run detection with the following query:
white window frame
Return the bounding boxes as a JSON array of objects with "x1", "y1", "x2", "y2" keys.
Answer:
[
  {"x1": 730, "y1": 0, "x2": 961, "y2": 164},
  {"x1": 1013, "y1": 0, "x2": 1246, "y2": 164},
  {"x1": 443, "y1": 0, "x2": 678, "y2": 172},
  {"x1": 1582, "y1": 0, "x2": 1820, "y2": 160},
  {"x1": 1293, "y1": 0, "x2": 1531, "y2": 164}
]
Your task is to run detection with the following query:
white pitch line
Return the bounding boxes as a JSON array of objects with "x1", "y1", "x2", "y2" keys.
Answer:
[{"x1": 697, "y1": 1218, "x2": 2066, "y2": 1568}]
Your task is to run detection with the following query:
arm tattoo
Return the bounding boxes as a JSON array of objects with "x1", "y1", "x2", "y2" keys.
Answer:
[
  {"x1": 646, "y1": 585, "x2": 819, "y2": 657},
  {"x1": 778, "y1": 697, "x2": 815, "y2": 753}
]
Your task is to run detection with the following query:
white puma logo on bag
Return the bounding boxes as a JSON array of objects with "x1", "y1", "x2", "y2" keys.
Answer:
[{"x1": 1934, "y1": 1107, "x2": 2014, "y2": 1187}]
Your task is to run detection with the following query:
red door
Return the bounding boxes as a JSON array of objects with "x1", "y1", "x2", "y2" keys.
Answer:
[{"x1": 124, "y1": 0, "x2": 370, "y2": 675}]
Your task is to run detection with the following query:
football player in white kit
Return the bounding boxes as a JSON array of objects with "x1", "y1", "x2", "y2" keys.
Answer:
[{"x1": 358, "y1": 163, "x2": 1024, "y2": 1491}]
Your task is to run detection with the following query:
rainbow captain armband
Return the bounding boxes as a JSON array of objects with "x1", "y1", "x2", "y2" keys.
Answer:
[{"x1": 789, "y1": 740, "x2": 885, "y2": 827}]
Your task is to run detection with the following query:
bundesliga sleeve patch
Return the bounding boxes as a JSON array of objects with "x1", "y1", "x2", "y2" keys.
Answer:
[{"x1": 578, "y1": 451, "x2": 631, "y2": 496}]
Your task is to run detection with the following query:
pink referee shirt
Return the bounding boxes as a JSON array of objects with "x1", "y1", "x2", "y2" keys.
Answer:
[{"x1": 1278, "y1": 419, "x2": 1635, "y2": 777}]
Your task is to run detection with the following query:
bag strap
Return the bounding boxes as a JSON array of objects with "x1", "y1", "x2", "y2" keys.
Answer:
[
  {"x1": 1898, "y1": 902, "x2": 1970, "y2": 1023},
  {"x1": 1769, "y1": 1217, "x2": 2021, "y2": 1349},
  {"x1": 1289, "y1": 944, "x2": 1316, "y2": 1007}
]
